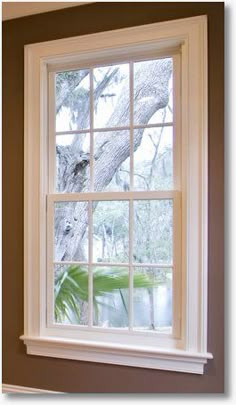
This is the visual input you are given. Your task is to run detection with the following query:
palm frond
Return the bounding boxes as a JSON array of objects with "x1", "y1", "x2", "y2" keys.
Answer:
[{"x1": 54, "y1": 265, "x2": 158, "y2": 323}]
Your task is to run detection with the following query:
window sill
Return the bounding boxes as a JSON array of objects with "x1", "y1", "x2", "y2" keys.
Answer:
[{"x1": 20, "y1": 335, "x2": 213, "y2": 374}]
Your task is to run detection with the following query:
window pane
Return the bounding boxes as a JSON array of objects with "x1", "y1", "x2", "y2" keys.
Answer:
[
  {"x1": 54, "y1": 264, "x2": 88, "y2": 325},
  {"x1": 94, "y1": 130, "x2": 130, "y2": 192},
  {"x1": 56, "y1": 133, "x2": 90, "y2": 193},
  {"x1": 56, "y1": 69, "x2": 90, "y2": 132},
  {"x1": 133, "y1": 200, "x2": 173, "y2": 264},
  {"x1": 133, "y1": 267, "x2": 172, "y2": 332},
  {"x1": 94, "y1": 64, "x2": 129, "y2": 128},
  {"x1": 93, "y1": 266, "x2": 129, "y2": 328},
  {"x1": 54, "y1": 201, "x2": 89, "y2": 262},
  {"x1": 93, "y1": 201, "x2": 129, "y2": 263},
  {"x1": 133, "y1": 58, "x2": 173, "y2": 125},
  {"x1": 133, "y1": 127, "x2": 173, "y2": 190}
]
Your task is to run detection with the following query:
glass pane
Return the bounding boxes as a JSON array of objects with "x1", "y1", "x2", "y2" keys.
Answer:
[
  {"x1": 56, "y1": 133, "x2": 90, "y2": 193},
  {"x1": 133, "y1": 127, "x2": 173, "y2": 190},
  {"x1": 94, "y1": 130, "x2": 130, "y2": 192},
  {"x1": 54, "y1": 201, "x2": 89, "y2": 262},
  {"x1": 133, "y1": 267, "x2": 172, "y2": 331},
  {"x1": 54, "y1": 264, "x2": 88, "y2": 325},
  {"x1": 133, "y1": 58, "x2": 173, "y2": 125},
  {"x1": 93, "y1": 266, "x2": 129, "y2": 328},
  {"x1": 133, "y1": 200, "x2": 173, "y2": 264},
  {"x1": 94, "y1": 64, "x2": 129, "y2": 128},
  {"x1": 93, "y1": 201, "x2": 129, "y2": 263},
  {"x1": 56, "y1": 69, "x2": 90, "y2": 132}
]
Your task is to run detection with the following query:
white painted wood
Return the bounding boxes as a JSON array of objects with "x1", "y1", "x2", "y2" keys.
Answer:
[
  {"x1": 20, "y1": 336, "x2": 213, "y2": 375},
  {"x1": 200, "y1": 19, "x2": 209, "y2": 353},
  {"x1": 172, "y1": 54, "x2": 182, "y2": 339},
  {"x1": 53, "y1": 261, "x2": 173, "y2": 268},
  {"x1": 24, "y1": 45, "x2": 41, "y2": 337},
  {"x1": 39, "y1": 61, "x2": 49, "y2": 335},
  {"x1": 48, "y1": 190, "x2": 178, "y2": 202},
  {"x1": 23, "y1": 15, "x2": 211, "y2": 373},
  {"x1": 179, "y1": 41, "x2": 188, "y2": 350},
  {"x1": 55, "y1": 122, "x2": 173, "y2": 136},
  {"x1": 39, "y1": 322, "x2": 176, "y2": 342},
  {"x1": 185, "y1": 24, "x2": 201, "y2": 352},
  {"x1": 89, "y1": 68, "x2": 94, "y2": 192},
  {"x1": 47, "y1": 184, "x2": 54, "y2": 329},
  {"x1": 47, "y1": 47, "x2": 180, "y2": 74},
  {"x1": 172, "y1": 194, "x2": 182, "y2": 339},
  {"x1": 48, "y1": 72, "x2": 56, "y2": 194},
  {"x1": 127, "y1": 60, "x2": 133, "y2": 335},
  {"x1": 2, "y1": 384, "x2": 60, "y2": 394},
  {"x1": 129, "y1": 61, "x2": 134, "y2": 192},
  {"x1": 128, "y1": 200, "x2": 134, "y2": 330},
  {"x1": 88, "y1": 200, "x2": 93, "y2": 327},
  {"x1": 182, "y1": 20, "x2": 209, "y2": 353}
]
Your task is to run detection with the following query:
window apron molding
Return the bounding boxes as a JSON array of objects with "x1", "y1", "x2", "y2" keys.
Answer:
[{"x1": 22, "y1": 15, "x2": 212, "y2": 374}]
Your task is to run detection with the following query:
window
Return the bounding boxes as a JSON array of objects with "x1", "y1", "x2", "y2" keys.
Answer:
[
  {"x1": 49, "y1": 56, "x2": 180, "y2": 339},
  {"x1": 22, "y1": 16, "x2": 212, "y2": 374}
]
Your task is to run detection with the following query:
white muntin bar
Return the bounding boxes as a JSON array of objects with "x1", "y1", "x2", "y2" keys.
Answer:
[
  {"x1": 55, "y1": 121, "x2": 173, "y2": 136},
  {"x1": 89, "y1": 68, "x2": 94, "y2": 192},
  {"x1": 53, "y1": 261, "x2": 174, "y2": 269},
  {"x1": 88, "y1": 200, "x2": 93, "y2": 327},
  {"x1": 129, "y1": 61, "x2": 134, "y2": 191},
  {"x1": 129, "y1": 200, "x2": 133, "y2": 330},
  {"x1": 53, "y1": 261, "x2": 89, "y2": 266},
  {"x1": 88, "y1": 71, "x2": 94, "y2": 326},
  {"x1": 128, "y1": 62, "x2": 134, "y2": 330},
  {"x1": 132, "y1": 263, "x2": 173, "y2": 269}
]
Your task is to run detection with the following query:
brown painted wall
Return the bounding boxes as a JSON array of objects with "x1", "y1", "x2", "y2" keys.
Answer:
[{"x1": 2, "y1": 2, "x2": 224, "y2": 393}]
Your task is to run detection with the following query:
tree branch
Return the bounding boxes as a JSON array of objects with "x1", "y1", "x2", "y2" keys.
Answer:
[{"x1": 55, "y1": 59, "x2": 172, "y2": 261}]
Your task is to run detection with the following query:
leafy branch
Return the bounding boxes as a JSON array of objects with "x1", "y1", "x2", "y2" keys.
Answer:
[{"x1": 54, "y1": 265, "x2": 158, "y2": 324}]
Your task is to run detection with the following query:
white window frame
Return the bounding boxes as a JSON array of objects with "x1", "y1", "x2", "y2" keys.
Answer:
[
  {"x1": 47, "y1": 53, "x2": 181, "y2": 346},
  {"x1": 21, "y1": 15, "x2": 213, "y2": 374}
]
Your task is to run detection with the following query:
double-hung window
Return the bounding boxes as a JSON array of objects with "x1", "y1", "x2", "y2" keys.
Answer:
[{"x1": 22, "y1": 16, "x2": 213, "y2": 374}]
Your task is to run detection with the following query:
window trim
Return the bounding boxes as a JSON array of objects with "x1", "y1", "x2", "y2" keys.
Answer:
[{"x1": 21, "y1": 15, "x2": 212, "y2": 374}]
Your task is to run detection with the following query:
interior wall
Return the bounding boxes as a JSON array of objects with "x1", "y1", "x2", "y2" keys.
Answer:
[{"x1": 2, "y1": 2, "x2": 224, "y2": 393}]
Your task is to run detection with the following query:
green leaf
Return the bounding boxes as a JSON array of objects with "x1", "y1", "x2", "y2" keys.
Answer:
[{"x1": 54, "y1": 265, "x2": 157, "y2": 324}]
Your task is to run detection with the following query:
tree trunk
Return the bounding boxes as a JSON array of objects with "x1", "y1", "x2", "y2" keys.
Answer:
[{"x1": 55, "y1": 59, "x2": 172, "y2": 261}]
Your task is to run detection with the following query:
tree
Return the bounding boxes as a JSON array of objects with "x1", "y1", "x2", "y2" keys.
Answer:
[
  {"x1": 54, "y1": 59, "x2": 173, "y2": 327},
  {"x1": 55, "y1": 59, "x2": 172, "y2": 262}
]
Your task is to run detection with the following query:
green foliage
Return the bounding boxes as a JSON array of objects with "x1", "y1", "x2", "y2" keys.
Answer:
[
  {"x1": 54, "y1": 265, "x2": 156, "y2": 324},
  {"x1": 133, "y1": 200, "x2": 173, "y2": 264},
  {"x1": 93, "y1": 200, "x2": 129, "y2": 263}
]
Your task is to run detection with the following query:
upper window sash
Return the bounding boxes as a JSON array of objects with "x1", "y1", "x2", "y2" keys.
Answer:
[{"x1": 49, "y1": 54, "x2": 180, "y2": 195}]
